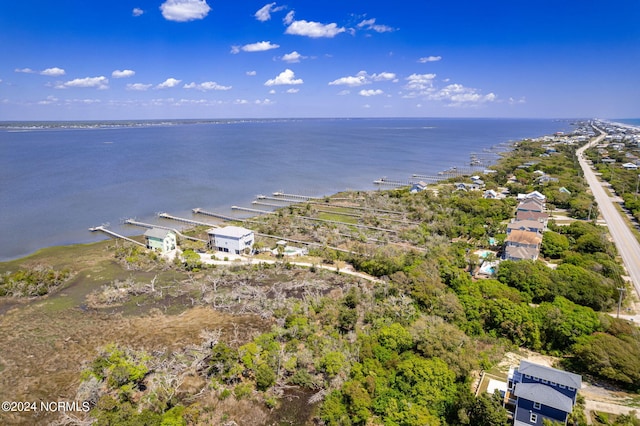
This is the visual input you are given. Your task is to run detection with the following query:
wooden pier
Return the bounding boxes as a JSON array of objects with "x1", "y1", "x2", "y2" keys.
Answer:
[
  {"x1": 158, "y1": 213, "x2": 214, "y2": 228},
  {"x1": 373, "y1": 177, "x2": 413, "y2": 188},
  {"x1": 88, "y1": 225, "x2": 146, "y2": 247},
  {"x1": 272, "y1": 192, "x2": 320, "y2": 200},
  {"x1": 256, "y1": 195, "x2": 301, "y2": 203},
  {"x1": 252, "y1": 201, "x2": 286, "y2": 208},
  {"x1": 192, "y1": 208, "x2": 244, "y2": 222},
  {"x1": 231, "y1": 206, "x2": 274, "y2": 215}
]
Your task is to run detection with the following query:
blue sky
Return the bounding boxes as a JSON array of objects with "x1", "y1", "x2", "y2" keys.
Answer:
[{"x1": 1, "y1": 0, "x2": 638, "y2": 120}]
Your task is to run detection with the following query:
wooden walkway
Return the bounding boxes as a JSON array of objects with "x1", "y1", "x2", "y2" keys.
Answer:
[{"x1": 88, "y1": 226, "x2": 146, "y2": 247}]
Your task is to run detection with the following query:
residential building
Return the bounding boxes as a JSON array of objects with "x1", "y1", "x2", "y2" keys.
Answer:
[
  {"x1": 144, "y1": 228, "x2": 177, "y2": 254},
  {"x1": 207, "y1": 226, "x2": 254, "y2": 255},
  {"x1": 517, "y1": 199, "x2": 545, "y2": 213},
  {"x1": 515, "y1": 210, "x2": 549, "y2": 225},
  {"x1": 507, "y1": 220, "x2": 545, "y2": 235},
  {"x1": 505, "y1": 230, "x2": 542, "y2": 250},
  {"x1": 410, "y1": 181, "x2": 428, "y2": 193},
  {"x1": 506, "y1": 360, "x2": 582, "y2": 426},
  {"x1": 504, "y1": 245, "x2": 539, "y2": 261}
]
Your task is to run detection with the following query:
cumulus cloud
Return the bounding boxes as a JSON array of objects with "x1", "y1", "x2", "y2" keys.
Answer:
[
  {"x1": 246, "y1": 70, "x2": 257, "y2": 76},
  {"x1": 430, "y1": 83, "x2": 496, "y2": 106},
  {"x1": 156, "y1": 78, "x2": 182, "y2": 89},
  {"x1": 329, "y1": 71, "x2": 396, "y2": 87},
  {"x1": 264, "y1": 69, "x2": 303, "y2": 86},
  {"x1": 57, "y1": 76, "x2": 109, "y2": 89},
  {"x1": 184, "y1": 81, "x2": 232, "y2": 91},
  {"x1": 160, "y1": 0, "x2": 210, "y2": 22},
  {"x1": 403, "y1": 73, "x2": 437, "y2": 95},
  {"x1": 285, "y1": 14, "x2": 346, "y2": 38},
  {"x1": 15, "y1": 68, "x2": 36, "y2": 74},
  {"x1": 231, "y1": 41, "x2": 280, "y2": 54},
  {"x1": 255, "y1": 2, "x2": 285, "y2": 22},
  {"x1": 112, "y1": 69, "x2": 135, "y2": 78},
  {"x1": 132, "y1": 8, "x2": 144, "y2": 17},
  {"x1": 281, "y1": 51, "x2": 305, "y2": 63},
  {"x1": 359, "y1": 89, "x2": 383, "y2": 97},
  {"x1": 286, "y1": 88, "x2": 299, "y2": 94},
  {"x1": 357, "y1": 18, "x2": 395, "y2": 33},
  {"x1": 41, "y1": 67, "x2": 66, "y2": 76},
  {"x1": 126, "y1": 83, "x2": 152, "y2": 91},
  {"x1": 418, "y1": 56, "x2": 442, "y2": 63}
]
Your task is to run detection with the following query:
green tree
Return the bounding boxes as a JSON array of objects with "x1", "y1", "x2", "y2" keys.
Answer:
[{"x1": 541, "y1": 231, "x2": 569, "y2": 258}]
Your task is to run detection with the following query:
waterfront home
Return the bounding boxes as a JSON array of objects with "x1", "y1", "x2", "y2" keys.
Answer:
[
  {"x1": 410, "y1": 181, "x2": 428, "y2": 193},
  {"x1": 506, "y1": 360, "x2": 581, "y2": 426},
  {"x1": 623, "y1": 162, "x2": 638, "y2": 170},
  {"x1": 144, "y1": 228, "x2": 177, "y2": 254},
  {"x1": 507, "y1": 220, "x2": 545, "y2": 235},
  {"x1": 207, "y1": 226, "x2": 254, "y2": 255}
]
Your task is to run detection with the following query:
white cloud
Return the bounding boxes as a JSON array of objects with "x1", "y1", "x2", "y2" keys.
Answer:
[
  {"x1": 418, "y1": 56, "x2": 442, "y2": 63},
  {"x1": 126, "y1": 83, "x2": 152, "y2": 91},
  {"x1": 285, "y1": 18, "x2": 346, "y2": 38},
  {"x1": 15, "y1": 68, "x2": 36, "y2": 74},
  {"x1": 283, "y1": 11, "x2": 295, "y2": 25},
  {"x1": 160, "y1": 0, "x2": 210, "y2": 22},
  {"x1": 286, "y1": 88, "x2": 299, "y2": 94},
  {"x1": 403, "y1": 73, "x2": 437, "y2": 95},
  {"x1": 234, "y1": 99, "x2": 249, "y2": 105},
  {"x1": 246, "y1": 70, "x2": 257, "y2": 76},
  {"x1": 132, "y1": 8, "x2": 144, "y2": 17},
  {"x1": 41, "y1": 67, "x2": 66, "y2": 76},
  {"x1": 282, "y1": 51, "x2": 305, "y2": 63},
  {"x1": 337, "y1": 90, "x2": 350, "y2": 95},
  {"x1": 112, "y1": 69, "x2": 135, "y2": 78},
  {"x1": 429, "y1": 83, "x2": 497, "y2": 106},
  {"x1": 232, "y1": 41, "x2": 279, "y2": 54},
  {"x1": 255, "y1": 2, "x2": 285, "y2": 22},
  {"x1": 264, "y1": 69, "x2": 303, "y2": 86},
  {"x1": 269, "y1": 89, "x2": 276, "y2": 94},
  {"x1": 359, "y1": 89, "x2": 383, "y2": 97},
  {"x1": 329, "y1": 71, "x2": 396, "y2": 87},
  {"x1": 357, "y1": 18, "x2": 395, "y2": 33},
  {"x1": 156, "y1": 78, "x2": 182, "y2": 89},
  {"x1": 255, "y1": 98, "x2": 274, "y2": 105},
  {"x1": 184, "y1": 81, "x2": 232, "y2": 91},
  {"x1": 57, "y1": 76, "x2": 109, "y2": 89},
  {"x1": 38, "y1": 95, "x2": 59, "y2": 105}
]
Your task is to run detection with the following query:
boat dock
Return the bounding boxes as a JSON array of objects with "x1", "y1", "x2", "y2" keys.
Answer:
[
  {"x1": 158, "y1": 213, "x2": 214, "y2": 227},
  {"x1": 89, "y1": 225, "x2": 146, "y2": 247},
  {"x1": 231, "y1": 206, "x2": 274, "y2": 215},
  {"x1": 257, "y1": 195, "x2": 301, "y2": 203},
  {"x1": 192, "y1": 208, "x2": 245, "y2": 222},
  {"x1": 252, "y1": 201, "x2": 285, "y2": 208},
  {"x1": 272, "y1": 192, "x2": 320, "y2": 201},
  {"x1": 373, "y1": 177, "x2": 413, "y2": 188}
]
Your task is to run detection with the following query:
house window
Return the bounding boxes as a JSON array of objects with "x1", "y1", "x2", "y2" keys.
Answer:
[
  {"x1": 533, "y1": 376, "x2": 539, "y2": 382},
  {"x1": 568, "y1": 387, "x2": 575, "y2": 391},
  {"x1": 559, "y1": 384, "x2": 566, "y2": 389},
  {"x1": 524, "y1": 374, "x2": 531, "y2": 379},
  {"x1": 551, "y1": 381, "x2": 557, "y2": 386},
  {"x1": 530, "y1": 413, "x2": 538, "y2": 423},
  {"x1": 541, "y1": 379, "x2": 548, "y2": 384},
  {"x1": 533, "y1": 402, "x2": 541, "y2": 410}
]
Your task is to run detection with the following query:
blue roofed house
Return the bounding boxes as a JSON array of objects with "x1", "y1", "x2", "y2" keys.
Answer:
[{"x1": 506, "y1": 360, "x2": 582, "y2": 426}]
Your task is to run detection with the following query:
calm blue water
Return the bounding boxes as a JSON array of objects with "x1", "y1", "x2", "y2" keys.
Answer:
[
  {"x1": 0, "y1": 118, "x2": 573, "y2": 261},
  {"x1": 613, "y1": 118, "x2": 640, "y2": 128}
]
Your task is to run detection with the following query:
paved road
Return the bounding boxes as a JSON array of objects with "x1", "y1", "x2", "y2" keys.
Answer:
[{"x1": 576, "y1": 128, "x2": 640, "y2": 300}]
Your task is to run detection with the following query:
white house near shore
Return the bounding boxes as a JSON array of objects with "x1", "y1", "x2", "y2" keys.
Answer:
[
  {"x1": 207, "y1": 226, "x2": 254, "y2": 255},
  {"x1": 144, "y1": 228, "x2": 177, "y2": 254}
]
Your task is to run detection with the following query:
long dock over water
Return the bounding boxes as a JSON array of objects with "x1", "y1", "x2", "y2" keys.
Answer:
[
  {"x1": 192, "y1": 208, "x2": 244, "y2": 222},
  {"x1": 89, "y1": 226, "x2": 146, "y2": 247},
  {"x1": 272, "y1": 192, "x2": 320, "y2": 200},
  {"x1": 124, "y1": 219, "x2": 208, "y2": 242}
]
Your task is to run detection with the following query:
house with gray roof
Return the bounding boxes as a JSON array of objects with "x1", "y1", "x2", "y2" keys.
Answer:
[
  {"x1": 506, "y1": 360, "x2": 581, "y2": 426},
  {"x1": 144, "y1": 228, "x2": 177, "y2": 254},
  {"x1": 207, "y1": 226, "x2": 254, "y2": 255}
]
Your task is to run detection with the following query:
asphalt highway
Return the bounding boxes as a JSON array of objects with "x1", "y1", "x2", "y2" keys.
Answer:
[{"x1": 576, "y1": 128, "x2": 640, "y2": 300}]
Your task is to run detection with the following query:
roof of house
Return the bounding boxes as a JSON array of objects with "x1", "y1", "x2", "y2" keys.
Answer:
[
  {"x1": 516, "y1": 210, "x2": 549, "y2": 222},
  {"x1": 504, "y1": 245, "x2": 539, "y2": 261},
  {"x1": 514, "y1": 383, "x2": 574, "y2": 413},
  {"x1": 208, "y1": 226, "x2": 253, "y2": 239},
  {"x1": 506, "y1": 230, "x2": 542, "y2": 245},
  {"x1": 517, "y1": 199, "x2": 544, "y2": 212},
  {"x1": 518, "y1": 360, "x2": 582, "y2": 390},
  {"x1": 144, "y1": 228, "x2": 174, "y2": 239},
  {"x1": 508, "y1": 220, "x2": 545, "y2": 231}
]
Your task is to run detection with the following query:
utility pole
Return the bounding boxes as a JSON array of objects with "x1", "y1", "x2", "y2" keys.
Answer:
[{"x1": 617, "y1": 287, "x2": 626, "y2": 318}]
